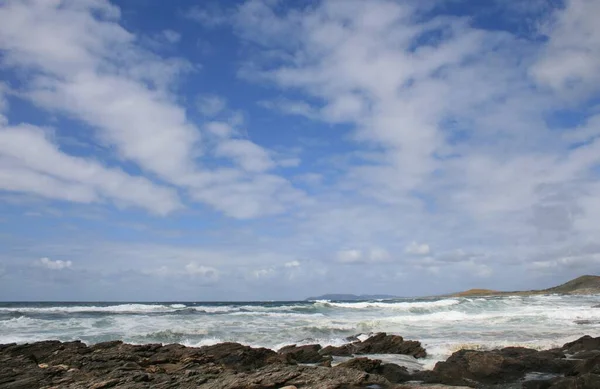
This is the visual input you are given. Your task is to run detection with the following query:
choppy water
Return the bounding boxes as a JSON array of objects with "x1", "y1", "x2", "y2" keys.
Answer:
[{"x1": 1, "y1": 294, "x2": 599, "y2": 369}]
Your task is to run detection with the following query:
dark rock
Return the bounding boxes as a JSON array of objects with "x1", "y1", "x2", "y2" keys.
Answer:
[
  {"x1": 548, "y1": 373, "x2": 600, "y2": 389},
  {"x1": 379, "y1": 362, "x2": 412, "y2": 383},
  {"x1": 563, "y1": 335, "x2": 600, "y2": 354},
  {"x1": 569, "y1": 354, "x2": 600, "y2": 376},
  {"x1": 336, "y1": 356, "x2": 382, "y2": 372},
  {"x1": 1, "y1": 337, "x2": 596, "y2": 389},
  {"x1": 335, "y1": 357, "x2": 411, "y2": 383},
  {"x1": 278, "y1": 344, "x2": 325, "y2": 363},
  {"x1": 354, "y1": 333, "x2": 427, "y2": 358},
  {"x1": 572, "y1": 350, "x2": 600, "y2": 360},
  {"x1": 199, "y1": 363, "x2": 390, "y2": 389},
  {"x1": 319, "y1": 332, "x2": 427, "y2": 358},
  {"x1": 523, "y1": 379, "x2": 553, "y2": 389},
  {"x1": 433, "y1": 346, "x2": 575, "y2": 386},
  {"x1": 198, "y1": 342, "x2": 281, "y2": 371},
  {"x1": 319, "y1": 344, "x2": 354, "y2": 356},
  {"x1": 410, "y1": 369, "x2": 441, "y2": 383}
]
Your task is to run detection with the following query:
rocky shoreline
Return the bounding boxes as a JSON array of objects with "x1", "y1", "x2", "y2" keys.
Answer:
[{"x1": 1, "y1": 333, "x2": 599, "y2": 389}]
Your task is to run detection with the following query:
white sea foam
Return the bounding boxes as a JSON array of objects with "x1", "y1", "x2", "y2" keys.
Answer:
[
  {"x1": 1, "y1": 295, "x2": 599, "y2": 366},
  {"x1": 0, "y1": 303, "x2": 181, "y2": 314},
  {"x1": 323, "y1": 299, "x2": 461, "y2": 310}
]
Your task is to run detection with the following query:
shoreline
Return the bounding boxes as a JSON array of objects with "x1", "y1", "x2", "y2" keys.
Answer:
[{"x1": 2, "y1": 333, "x2": 600, "y2": 388}]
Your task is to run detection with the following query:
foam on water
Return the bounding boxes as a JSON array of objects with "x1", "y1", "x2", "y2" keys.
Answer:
[
  {"x1": 323, "y1": 299, "x2": 461, "y2": 310},
  {"x1": 1, "y1": 295, "x2": 599, "y2": 367}
]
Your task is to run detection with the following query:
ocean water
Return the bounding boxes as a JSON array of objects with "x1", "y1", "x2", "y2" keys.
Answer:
[{"x1": 1, "y1": 294, "x2": 599, "y2": 369}]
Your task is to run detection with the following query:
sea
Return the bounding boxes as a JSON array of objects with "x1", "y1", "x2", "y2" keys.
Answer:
[{"x1": 2, "y1": 294, "x2": 599, "y2": 370}]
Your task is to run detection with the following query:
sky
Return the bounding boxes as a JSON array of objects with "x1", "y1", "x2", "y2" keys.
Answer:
[{"x1": 0, "y1": 0, "x2": 599, "y2": 301}]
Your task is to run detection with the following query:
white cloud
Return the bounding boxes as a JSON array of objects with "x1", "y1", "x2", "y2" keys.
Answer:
[
  {"x1": 0, "y1": 0, "x2": 304, "y2": 219},
  {"x1": 38, "y1": 257, "x2": 72, "y2": 270},
  {"x1": 405, "y1": 242, "x2": 430, "y2": 255},
  {"x1": 162, "y1": 29, "x2": 181, "y2": 43},
  {"x1": 205, "y1": 121, "x2": 234, "y2": 138},
  {"x1": 251, "y1": 268, "x2": 275, "y2": 279},
  {"x1": 197, "y1": 95, "x2": 227, "y2": 117},
  {"x1": 215, "y1": 139, "x2": 276, "y2": 172},
  {"x1": 336, "y1": 248, "x2": 390, "y2": 264},
  {"x1": 185, "y1": 262, "x2": 219, "y2": 280},
  {"x1": 336, "y1": 249, "x2": 363, "y2": 263},
  {"x1": 0, "y1": 125, "x2": 181, "y2": 214},
  {"x1": 223, "y1": 0, "x2": 600, "y2": 269},
  {"x1": 284, "y1": 260, "x2": 300, "y2": 268},
  {"x1": 531, "y1": 0, "x2": 600, "y2": 96}
]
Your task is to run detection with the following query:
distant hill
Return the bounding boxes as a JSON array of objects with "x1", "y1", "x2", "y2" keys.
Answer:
[
  {"x1": 305, "y1": 293, "x2": 397, "y2": 301},
  {"x1": 449, "y1": 275, "x2": 600, "y2": 297}
]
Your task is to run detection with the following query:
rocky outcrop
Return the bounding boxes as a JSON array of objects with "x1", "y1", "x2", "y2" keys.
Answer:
[
  {"x1": 319, "y1": 333, "x2": 426, "y2": 358},
  {"x1": 2, "y1": 335, "x2": 600, "y2": 388},
  {"x1": 431, "y1": 346, "x2": 574, "y2": 386},
  {"x1": 562, "y1": 335, "x2": 600, "y2": 354},
  {"x1": 277, "y1": 344, "x2": 326, "y2": 364},
  {"x1": 335, "y1": 357, "x2": 412, "y2": 383},
  {"x1": 427, "y1": 336, "x2": 600, "y2": 388}
]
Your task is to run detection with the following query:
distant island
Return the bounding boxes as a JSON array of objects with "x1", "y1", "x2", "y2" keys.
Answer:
[
  {"x1": 305, "y1": 293, "x2": 397, "y2": 301},
  {"x1": 450, "y1": 275, "x2": 600, "y2": 297}
]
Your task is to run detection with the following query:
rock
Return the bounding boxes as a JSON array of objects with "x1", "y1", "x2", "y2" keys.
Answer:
[
  {"x1": 563, "y1": 335, "x2": 600, "y2": 354},
  {"x1": 395, "y1": 385, "x2": 472, "y2": 389},
  {"x1": 198, "y1": 342, "x2": 281, "y2": 371},
  {"x1": 379, "y1": 362, "x2": 412, "y2": 383},
  {"x1": 569, "y1": 354, "x2": 600, "y2": 375},
  {"x1": 199, "y1": 363, "x2": 390, "y2": 389},
  {"x1": 279, "y1": 386, "x2": 298, "y2": 389},
  {"x1": 433, "y1": 346, "x2": 575, "y2": 386},
  {"x1": 319, "y1": 332, "x2": 427, "y2": 358},
  {"x1": 319, "y1": 344, "x2": 354, "y2": 357},
  {"x1": 354, "y1": 333, "x2": 427, "y2": 357},
  {"x1": 1, "y1": 337, "x2": 596, "y2": 389},
  {"x1": 572, "y1": 350, "x2": 600, "y2": 360},
  {"x1": 277, "y1": 344, "x2": 325, "y2": 363},
  {"x1": 548, "y1": 373, "x2": 600, "y2": 388},
  {"x1": 335, "y1": 357, "x2": 411, "y2": 383},
  {"x1": 89, "y1": 379, "x2": 121, "y2": 389},
  {"x1": 336, "y1": 357, "x2": 382, "y2": 372},
  {"x1": 523, "y1": 380, "x2": 553, "y2": 389}
]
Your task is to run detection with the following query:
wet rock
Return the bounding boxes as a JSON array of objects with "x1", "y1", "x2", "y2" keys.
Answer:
[
  {"x1": 569, "y1": 354, "x2": 600, "y2": 376},
  {"x1": 335, "y1": 357, "x2": 411, "y2": 383},
  {"x1": 89, "y1": 379, "x2": 121, "y2": 389},
  {"x1": 278, "y1": 344, "x2": 325, "y2": 363},
  {"x1": 319, "y1": 332, "x2": 426, "y2": 358},
  {"x1": 395, "y1": 385, "x2": 472, "y2": 389},
  {"x1": 432, "y1": 346, "x2": 574, "y2": 386},
  {"x1": 319, "y1": 344, "x2": 354, "y2": 357},
  {"x1": 198, "y1": 342, "x2": 281, "y2": 371},
  {"x1": 199, "y1": 363, "x2": 390, "y2": 389},
  {"x1": 563, "y1": 335, "x2": 600, "y2": 354},
  {"x1": 548, "y1": 373, "x2": 600, "y2": 388},
  {"x1": 355, "y1": 333, "x2": 426, "y2": 357},
  {"x1": 522, "y1": 379, "x2": 553, "y2": 389},
  {"x1": 572, "y1": 349, "x2": 600, "y2": 360},
  {"x1": 2, "y1": 337, "x2": 598, "y2": 389}
]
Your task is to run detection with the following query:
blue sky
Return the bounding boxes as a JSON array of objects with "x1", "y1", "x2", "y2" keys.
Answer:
[{"x1": 1, "y1": 0, "x2": 600, "y2": 301}]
